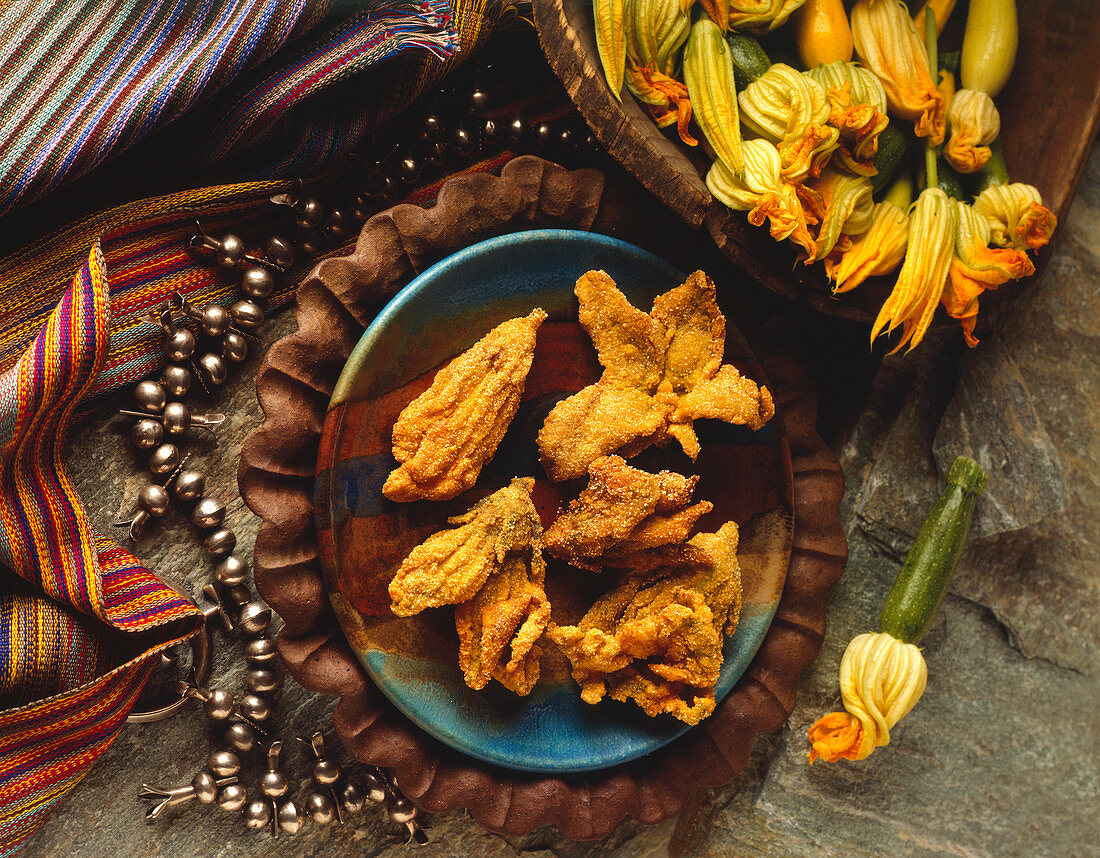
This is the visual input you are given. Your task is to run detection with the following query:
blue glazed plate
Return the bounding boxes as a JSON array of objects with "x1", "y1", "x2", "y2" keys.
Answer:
[{"x1": 314, "y1": 229, "x2": 793, "y2": 774}]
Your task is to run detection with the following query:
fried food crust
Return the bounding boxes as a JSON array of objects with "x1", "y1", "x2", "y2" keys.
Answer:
[
  {"x1": 384, "y1": 308, "x2": 546, "y2": 501},
  {"x1": 537, "y1": 272, "x2": 774, "y2": 480},
  {"x1": 388, "y1": 478, "x2": 549, "y2": 696},
  {"x1": 540, "y1": 456, "x2": 712, "y2": 572},
  {"x1": 547, "y1": 521, "x2": 741, "y2": 725}
]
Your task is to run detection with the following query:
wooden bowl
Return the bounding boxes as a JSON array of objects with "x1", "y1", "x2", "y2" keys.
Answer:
[{"x1": 534, "y1": 0, "x2": 1100, "y2": 324}]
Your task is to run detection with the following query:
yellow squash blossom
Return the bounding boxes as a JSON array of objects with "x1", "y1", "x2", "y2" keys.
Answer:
[
  {"x1": 851, "y1": 0, "x2": 945, "y2": 144},
  {"x1": 972, "y1": 183, "x2": 1057, "y2": 251},
  {"x1": 739, "y1": 63, "x2": 840, "y2": 182},
  {"x1": 799, "y1": 168, "x2": 875, "y2": 260},
  {"x1": 871, "y1": 187, "x2": 956, "y2": 353},
  {"x1": 707, "y1": 139, "x2": 816, "y2": 258},
  {"x1": 728, "y1": 0, "x2": 807, "y2": 33},
  {"x1": 807, "y1": 63, "x2": 889, "y2": 176},
  {"x1": 943, "y1": 201, "x2": 1034, "y2": 346},
  {"x1": 944, "y1": 89, "x2": 1000, "y2": 174},
  {"x1": 625, "y1": 63, "x2": 699, "y2": 146},
  {"x1": 808, "y1": 632, "x2": 927, "y2": 763},
  {"x1": 627, "y1": 0, "x2": 692, "y2": 76},
  {"x1": 697, "y1": 0, "x2": 730, "y2": 31},
  {"x1": 826, "y1": 199, "x2": 908, "y2": 292}
]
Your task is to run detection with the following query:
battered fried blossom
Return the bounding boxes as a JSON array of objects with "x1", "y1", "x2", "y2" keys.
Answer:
[
  {"x1": 389, "y1": 478, "x2": 549, "y2": 696},
  {"x1": 384, "y1": 309, "x2": 546, "y2": 502},
  {"x1": 548, "y1": 521, "x2": 742, "y2": 725},
  {"x1": 541, "y1": 455, "x2": 712, "y2": 572},
  {"x1": 537, "y1": 270, "x2": 774, "y2": 481}
]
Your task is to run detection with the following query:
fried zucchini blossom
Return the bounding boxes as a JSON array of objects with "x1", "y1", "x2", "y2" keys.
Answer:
[
  {"x1": 972, "y1": 182, "x2": 1057, "y2": 251},
  {"x1": 739, "y1": 63, "x2": 840, "y2": 182},
  {"x1": 851, "y1": 0, "x2": 945, "y2": 144},
  {"x1": 944, "y1": 89, "x2": 1000, "y2": 174},
  {"x1": 706, "y1": 139, "x2": 816, "y2": 258}
]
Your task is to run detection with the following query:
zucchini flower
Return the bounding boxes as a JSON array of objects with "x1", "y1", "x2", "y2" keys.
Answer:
[
  {"x1": 625, "y1": 63, "x2": 699, "y2": 146},
  {"x1": 807, "y1": 63, "x2": 889, "y2": 175},
  {"x1": 871, "y1": 187, "x2": 956, "y2": 353},
  {"x1": 943, "y1": 201, "x2": 1034, "y2": 346},
  {"x1": 739, "y1": 63, "x2": 840, "y2": 182},
  {"x1": 972, "y1": 183, "x2": 1057, "y2": 251},
  {"x1": 798, "y1": 168, "x2": 875, "y2": 261},
  {"x1": 627, "y1": 0, "x2": 692, "y2": 76},
  {"x1": 808, "y1": 632, "x2": 927, "y2": 763},
  {"x1": 707, "y1": 139, "x2": 816, "y2": 258},
  {"x1": 696, "y1": 0, "x2": 729, "y2": 31},
  {"x1": 826, "y1": 199, "x2": 908, "y2": 292},
  {"x1": 851, "y1": 0, "x2": 946, "y2": 145},
  {"x1": 944, "y1": 89, "x2": 1000, "y2": 174},
  {"x1": 727, "y1": 0, "x2": 807, "y2": 33}
]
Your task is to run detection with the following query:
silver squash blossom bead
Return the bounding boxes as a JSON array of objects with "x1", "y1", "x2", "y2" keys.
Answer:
[
  {"x1": 163, "y1": 328, "x2": 196, "y2": 362},
  {"x1": 190, "y1": 497, "x2": 225, "y2": 529},
  {"x1": 264, "y1": 235, "x2": 295, "y2": 269},
  {"x1": 224, "y1": 721, "x2": 257, "y2": 753},
  {"x1": 208, "y1": 749, "x2": 242, "y2": 778},
  {"x1": 238, "y1": 692, "x2": 270, "y2": 723},
  {"x1": 191, "y1": 771, "x2": 219, "y2": 804},
  {"x1": 222, "y1": 330, "x2": 248, "y2": 363},
  {"x1": 294, "y1": 198, "x2": 324, "y2": 229},
  {"x1": 277, "y1": 800, "x2": 302, "y2": 835},
  {"x1": 229, "y1": 299, "x2": 264, "y2": 331},
  {"x1": 339, "y1": 781, "x2": 364, "y2": 814},
  {"x1": 244, "y1": 637, "x2": 277, "y2": 665},
  {"x1": 198, "y1": 352, "x2": 228, "y2": 386},
  {"x1": 305, "y1": 790, "x2": 336, "y2": 825},
  {"x1": 162, "y1": 401, "x2": 190, "y2": 436},
  {"x1": 214, "y1": 555, "x2": 248, "y2": 587},
  {"x1": 388, "y1": 796, "x2": 418, "y2": 824},
  {"x1": 260, "y1": 742, "x2": 289, "y2": 799},
  {"x1": 203, "y1": 527, "x2": 236, "y2": 558},
  {"x1": 215, "y1": 234, "x2": 245, "y2": 268},
  {"x1": 172, "y1": 469, "x2": 205, "y2": 502},
  {"x1": 135, "y1": 380, "x2": 167, "y2": 414},
  {"x1": 247, "y1": 668, "x2": 280, "y2": 694},
  {"x1": 131, "y1": 418, "x2": 163, "y2": 450},
  {"x1": 238, "y1": 601, "x2": 272, "y2": 637},
  {"x1": 149, "y1": 443, "x2": 181, "y2": 475},
  {"x1": 161, "y1": 364, "x2": 192, "y2": 397},
  {"x1": 137, "y1": 484, "x2": 170, "y2": 517},
  {"x1": 243, "y1": 800, "x2": 271, "y2": 830},
  {"x1": 201, "y1": 304, "x2": 230, "y2": 337},
  {"x1": 241, "y1": 265, "x2": 275, "y2": 299},
  {"x1": 217, "y1": 783, "x2": 248, "y2": 812}
]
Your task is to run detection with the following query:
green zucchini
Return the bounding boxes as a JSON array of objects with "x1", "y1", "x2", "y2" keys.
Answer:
[
  {"x1": 878, "y1": 457, "x2": 987, "y2": 645},
  {"x1": 936, "y1": 156, "x2": 966, "y2": 200},
  {"x1": 870, "y1": 120, "x2": 909, "y2": 196},
  {"x1": 725, "y1": 32, "x2": 771, "y2": 90},
  {"x1": 971, "y1": 135, "x2": 1009, "y2": 194}
]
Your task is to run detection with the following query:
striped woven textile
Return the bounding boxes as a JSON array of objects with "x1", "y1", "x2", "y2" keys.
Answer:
[
  {"x1": 0, "y1": 0, "x2": 463, "y2": 220},
  {"x1": 0, "y1": 246, "x2": 202, "y2": 856}
]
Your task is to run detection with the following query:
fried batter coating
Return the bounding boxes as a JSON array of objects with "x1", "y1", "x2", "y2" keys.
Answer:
[
  {"x1": 547, "y1": 522, "x2": 741, "y2": 725},
  {"x1": 537, "y1": 272, "x2": 773, "y2": 480},
  {"x1": 384, "y1": 308, "x2": 547, "y2": 501},
  {"x1": 388, "y1": 478, "x2": 550, "y2": 696},
  {"x1": 456, "y1": 549, "x2": 549, "y2": 695},
  {"x1": 541, "y1": 456, "x2": 712, "y2": 571},
  {"x1": 389, "y1": 478, "x2": 542, "y2": 616}
]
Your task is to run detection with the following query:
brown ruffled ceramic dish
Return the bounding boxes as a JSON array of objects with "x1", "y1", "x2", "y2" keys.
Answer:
[{"x1": 238, "y1": 155, "x2": 847, "y2": 839}]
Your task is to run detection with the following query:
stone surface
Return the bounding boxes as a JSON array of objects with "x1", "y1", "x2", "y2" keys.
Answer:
[{"x1": 23, "y1": 148, "x2": 1100, "y2": 857}]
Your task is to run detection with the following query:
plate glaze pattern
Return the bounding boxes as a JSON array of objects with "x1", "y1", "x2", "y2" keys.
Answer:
[
  {"x1": 313, "y1": 230, "x2": 794, "y2": 773},
  {"x1": 239, "y1": 156, "x2": 847, "y2": 839}
]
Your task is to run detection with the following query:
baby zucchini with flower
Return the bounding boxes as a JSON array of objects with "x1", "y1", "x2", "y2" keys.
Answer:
[
  {"x1": 684, "y1": 16, "x2": 744, "y2": 173},
  {"x1": 809, "y1": 456, "x2": 987, "y2": 764}
]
